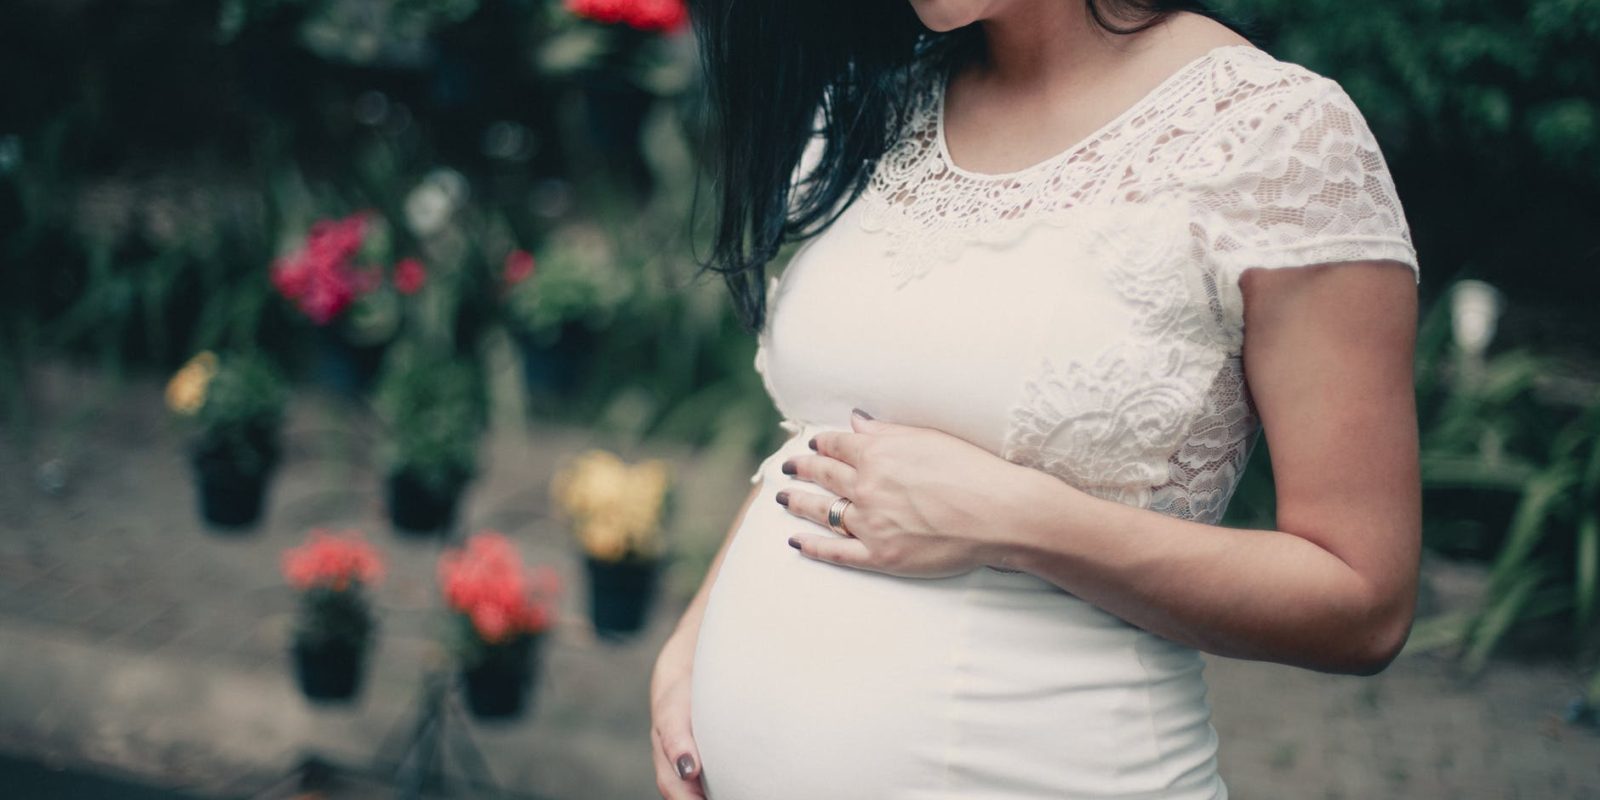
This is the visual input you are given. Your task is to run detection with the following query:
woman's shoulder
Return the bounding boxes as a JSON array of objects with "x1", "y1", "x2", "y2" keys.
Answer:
[
  {"x1": 1175, "y1": 46, "x2": 1420, "y2": 288},
  {"x1": 1175, "y1": 46, "x2": 1385, "y2": 176},
  {"x1": 1153, "y1": 11, "x2": 1348, "y2": 126},
  {"x1": 1196, "y1": 45, "x2": 1350, "y2": 126}
]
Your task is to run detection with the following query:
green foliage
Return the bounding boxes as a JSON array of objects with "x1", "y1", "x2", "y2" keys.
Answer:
[
  {"x1": 373, "y1": 343, "x2": 489, "y2": 493},
  {"x1": 186, "y1": 352, "x2": 290, "y2": 475},
  {"x1": 444, "y1": 612, "x2": 540, "y2": 671},
  {"x1": 218, "y1": 0, "x2": 483, "y2": 49},
  {"x1": 1406, "y1": 285, "x2": 1600, "y2": 687},
  {"x1": 1214, "y1": 0, "x2": 1600, "y2": 314},
  {"x1": 504, "y1": 222, "x2": 639, "y2": 345},
  {"x1": 198, "y1": 352, "x2": 289, "y2": 433},
  {"x1": 294, "y1": 585, "x2": 377, "y2": 648}
]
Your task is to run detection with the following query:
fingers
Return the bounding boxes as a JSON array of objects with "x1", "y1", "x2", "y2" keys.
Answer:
[
  {"x1": 776, "y1": 488, "x2": 858, "y2": 537},
  {"x1": 652, "y1": 716, "x2": 707, "y2": 799},
  {"x1": 781, "y1": 452, "x2": 857, "y2": 497},
  {"x1": 808, "y1": 428, "x2": 870, "y2": 468},
  {"x1": 789, "y1": 533, "x2": 873, "y2": 568}
]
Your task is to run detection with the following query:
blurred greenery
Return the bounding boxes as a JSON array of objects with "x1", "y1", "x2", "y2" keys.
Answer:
[
  {"x1": 1401, "y1": 294, "x2": 1600, "y2": 691},
  {"x1": 295, "y1": 585, "x2": 379, "y2": 650},
  {"x1": 175, "y1": 350, "x2": 290, "y2": 476},
  {"x1": 0, "y1": 0, "x2": 1597, "y2": 694},
  {"x1": 374, "y1": 340, "x2": 490, "y2": 493},
  {"x1": 1213, "y1": 0, "x2": 1600, "y2": 355}
]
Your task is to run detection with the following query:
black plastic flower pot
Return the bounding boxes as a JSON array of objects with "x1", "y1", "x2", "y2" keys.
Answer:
[
  {"x1": 584, "y1": 554, "x2": 661, "y2": 638},
  {"x1": 292, "y1": 639, "x2": 366, "y2": 704},
  {"x1": 191, "y1": 450, "x2": 275, "y2": 530},
  {"x1": 313, "y1": 329, "x2": 387, "y2": 398},
  {"x1": 513, "y1": 322, "x2": 598, "y2": 404},
  {"x1": 460, "y1": 636, "x2": 542, "y2": 721},
  {"x1": 386, "y1": 470, "x2": 462, "y2": 535}
]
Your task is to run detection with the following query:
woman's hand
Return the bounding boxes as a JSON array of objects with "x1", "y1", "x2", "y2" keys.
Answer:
[
  {"x1": 650, "y1": 628, "x2": 706, "y2": 799},
  {"x1": 778, "y1": 408, "x2": 1028, "y2": 578}
]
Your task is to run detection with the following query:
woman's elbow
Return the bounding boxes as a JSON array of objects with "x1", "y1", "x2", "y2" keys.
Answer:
[{"x1": 1331, "y1": 587, "x2": 1417, "y2": 676}]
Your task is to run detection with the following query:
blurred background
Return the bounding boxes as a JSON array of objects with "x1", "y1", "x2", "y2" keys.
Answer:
[{"x1": 0, "y1": 0, "x2": 1597, "y2": 798}]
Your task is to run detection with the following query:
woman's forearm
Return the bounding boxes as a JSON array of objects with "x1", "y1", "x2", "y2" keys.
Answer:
[{"x1": 983, "y1": 464, "x2": 1416, "y2": 676}]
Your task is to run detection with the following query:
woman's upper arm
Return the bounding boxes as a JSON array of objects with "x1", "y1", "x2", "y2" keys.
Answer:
[
  {"x1": 1182, "y1": 67, "x2": 1425, "y2": 639},
  {"x1": 1240, "y1": 259, "x2": 1423, "y2": 640}
]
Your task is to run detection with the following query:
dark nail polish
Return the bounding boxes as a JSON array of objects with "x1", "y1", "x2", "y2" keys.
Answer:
[
  {"x1": 788, "y1": 536, "x2": 801, "y2": 549},
  {"x1": 676, "y1": 754, "x2": 695, "y2": 779},
  {"x1": 781, "y1": 459, "x2": 797, "y2": 475},
  {"x1": 807, "y1": 436, "x2": 818, "y2": 451},
  {"x1": 852, "y1": 407, "x2": 874, "y2": 420},
  {"x1": 775, "y1": 490, "x2": 789, "y2": 506}
]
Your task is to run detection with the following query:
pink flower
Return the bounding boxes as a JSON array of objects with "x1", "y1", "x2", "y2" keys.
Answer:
[
  {"x1": 269, "y1": 254, "x2": 309, "y2": 299},
  {"x1": 502, "y1": 249, "x2": 536, "y2": 287},
  {"x1": 437, "y1": 530, "x2": 563, "y2": 644},
  {"x1": 471, "y1": 604, "x2": 511, "y2": 644},
  {"x1": 299, "y1": 266, "x2": 357, "y2": 325},
  {"x1": 269, "y1": 210, "x2": 384, "y2": 325},
  {"x1": 281, "y1": 528, "x2": 385, "y2": 592},
  {"x1": 306, "y1": 211, "x2": 371, "y2": 264},
  {"x1": 393, "y1": 257, "x2": 427, "y2": 295}
]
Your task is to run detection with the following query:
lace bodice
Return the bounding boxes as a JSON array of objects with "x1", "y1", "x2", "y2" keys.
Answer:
[{"x1": 748, "y1": 43, "x2": 1420, "y2": 528}]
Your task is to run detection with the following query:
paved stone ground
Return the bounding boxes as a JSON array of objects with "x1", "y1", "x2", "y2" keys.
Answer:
[{"x1": 0, "y1": 359, "x2": 1597, "y2": 799}]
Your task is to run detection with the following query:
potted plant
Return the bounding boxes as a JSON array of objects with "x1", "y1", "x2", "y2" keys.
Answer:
[
  {"x1": 437, "y1": 531, "x2": 563, "y2": 720},
  {"x1": 281, "y1": 528, "x2": 385, "y2": 704},
  {"x1": 166, "y1": 350, "x2": 289, "y2": 529},
  {"x1": 269, "y1": 209, "x2": 404, "y2": 396},
  {"x1": 374, "y1": 345, "x2": 489, "y2": 534},
  {"x1": 558, "y1": 0, "x2": 691, "y2": 198},
  {"x1": 501, "y1": 224, "x2": 637, "y2": 403},
  {"x1": 550, "y1": 449, "x2": 674, "y2": 638}
]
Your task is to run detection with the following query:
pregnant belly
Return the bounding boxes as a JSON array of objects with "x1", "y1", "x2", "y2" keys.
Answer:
[{"x1": 689, "y1": 440, "x2": 1226, "y2": 800}]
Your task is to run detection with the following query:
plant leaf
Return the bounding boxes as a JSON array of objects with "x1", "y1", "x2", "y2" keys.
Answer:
[
  {"x1": 1400, "y1": 611, "x2": 1473, "y2": 656},
  {"x1": 1577, "y1": 513, "x2": 1599, "y2": 635},
  {"x1": 1464, "y1": 567, "x2": 1543, "y2": 675},
  {"x1": 1486, "y1": 465, "x2": 1577, "y2": 596}
]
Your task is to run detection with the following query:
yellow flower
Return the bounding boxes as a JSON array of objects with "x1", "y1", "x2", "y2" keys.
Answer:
[
  {"x1": 552, "y1": 449, "x2": 674, "y2": 562},
  {"x1": 166, "y1": 351, "x2": 218, "y2": 415},
  {"x1": 582, "y1": 515, "x2": 629, "y2": 561}
]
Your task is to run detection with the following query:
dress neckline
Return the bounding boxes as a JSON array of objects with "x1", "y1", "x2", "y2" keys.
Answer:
[{"x1": 933, "y1": 42, "x2": 1265, "y2": 180}]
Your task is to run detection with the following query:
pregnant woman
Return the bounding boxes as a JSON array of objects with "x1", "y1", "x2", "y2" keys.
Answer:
[{"x1": 651, "y1": 1, "x2": 1422, "y2": 797}]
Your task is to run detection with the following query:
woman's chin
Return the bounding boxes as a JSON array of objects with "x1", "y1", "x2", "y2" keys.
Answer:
[{"x1": 907, "y1": 0, "x2": 982, "y2": 33}]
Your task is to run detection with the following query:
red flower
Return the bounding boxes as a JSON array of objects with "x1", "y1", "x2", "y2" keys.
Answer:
[
  {"x1": 437, "y1": 531, "x2": 563, "y2": 644},
  {"x1": 281, "y1": 528, "x2": 385, "y2": 592},
  {"x1": 565, "y1": 0, "x2": 687, "y2": 32},
  {"x1": 298, "y1": 264, "x2": 358, "y2": 326},
  {"x1": 502, "y1": 249, "x2": 536, "y2": 287},
  {"x1": 393, "y1": 257, "x2": 427, "y2": 295},
  {"x1": 269, "y1": 210, "x2": 383, "y2": 325}
]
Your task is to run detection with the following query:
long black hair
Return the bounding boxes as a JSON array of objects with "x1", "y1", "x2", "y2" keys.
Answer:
[{"x1": 686, "y1": 0, "x2": 1263, "y2": 335}]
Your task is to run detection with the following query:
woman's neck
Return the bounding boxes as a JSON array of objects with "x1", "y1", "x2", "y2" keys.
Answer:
[{"x1": 972, "y1": 2, "x2": 1149, "y2": 88}]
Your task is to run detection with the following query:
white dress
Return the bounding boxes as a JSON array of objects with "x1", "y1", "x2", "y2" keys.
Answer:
[{"x1": 689, "y1": 43, "x2": 1420, "y2": 800}]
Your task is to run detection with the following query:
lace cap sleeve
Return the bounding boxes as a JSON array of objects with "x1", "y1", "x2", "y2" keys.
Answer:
[{"x1": 1186, "y1": 74, "x2": 1420, "y2": 332}]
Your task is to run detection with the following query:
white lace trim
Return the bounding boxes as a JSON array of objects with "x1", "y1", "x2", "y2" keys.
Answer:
[
  {"x1": 856, "y1": 43, "x2": 1288, "y2": 288},
  {"x1": 997, "y1": 195, "x2": 1240, "y2": 513}
]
